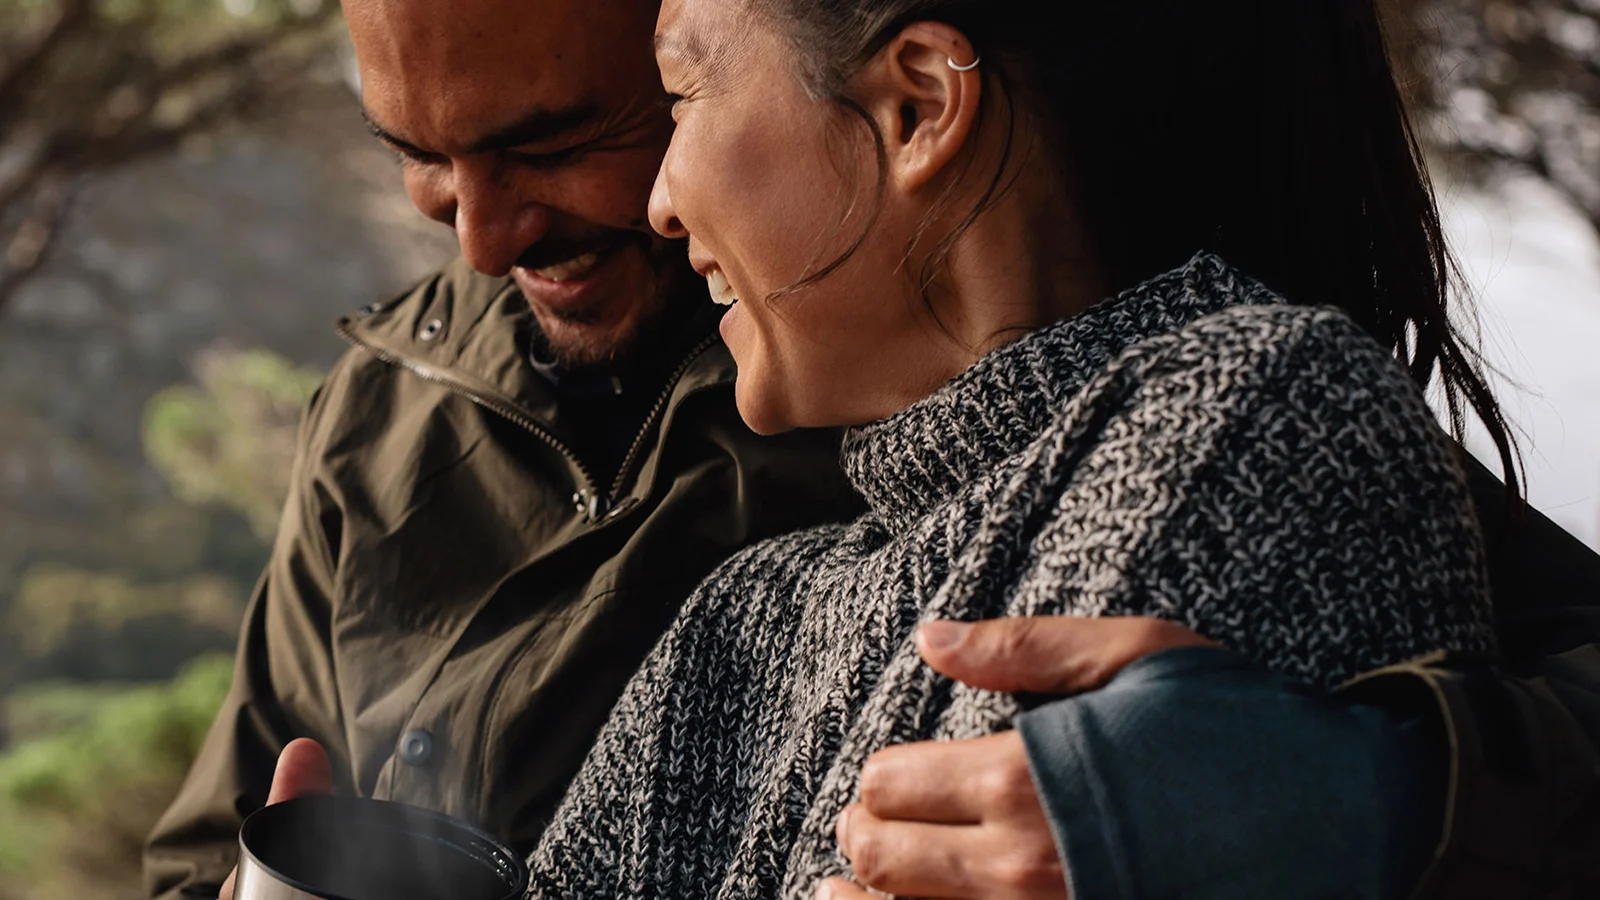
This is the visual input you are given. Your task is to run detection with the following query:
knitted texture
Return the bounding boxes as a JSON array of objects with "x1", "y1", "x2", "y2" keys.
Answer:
[{"x1": 525, "y1": 253, "x2": 1496, "y2": 899}]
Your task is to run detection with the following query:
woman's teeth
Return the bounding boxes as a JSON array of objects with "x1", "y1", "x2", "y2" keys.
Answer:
[
  {"x1": 706, "y1": 268, "x2": 739, "y2": 306},
  {"x1": 533, "y1": 250, "x2": 603, "y2": 283}
]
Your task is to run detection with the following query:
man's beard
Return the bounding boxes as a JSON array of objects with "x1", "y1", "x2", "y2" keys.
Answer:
[{"x1": 529, "y1": 234, "x2": 705, "y2": 373}]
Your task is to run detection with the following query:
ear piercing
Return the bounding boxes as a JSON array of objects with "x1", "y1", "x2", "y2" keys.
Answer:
[{"x1": 946, "y1": 55, "x2": 981, "y2": 72}]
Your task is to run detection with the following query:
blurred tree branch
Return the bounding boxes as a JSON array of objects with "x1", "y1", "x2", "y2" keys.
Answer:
[
  {"x1": 1401, "y1": 0, "x2": 1600, "y2": 227},
  {"x1": 0, "y1": 0, "x2": 342, "y2": 316}
]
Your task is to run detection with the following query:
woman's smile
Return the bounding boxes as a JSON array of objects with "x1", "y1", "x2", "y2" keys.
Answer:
[{"x1": 703, "y1": 267, "x2": 739, "y2": 307}]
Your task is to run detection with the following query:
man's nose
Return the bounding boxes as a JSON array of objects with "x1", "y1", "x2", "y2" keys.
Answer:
[
  {"x1": 648, "y1": 166, "x2": 688, "y2": 240},
  {"x1": 452, "y1": 159, "x2": 554, "y2": 277}
]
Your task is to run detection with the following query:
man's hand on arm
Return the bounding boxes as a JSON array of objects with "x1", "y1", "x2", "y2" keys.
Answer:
[
  {"x1": 216, "y1": 739, "x2": 334, "y2": 900},
  {"x1": 821, "y1": 617, "x2": 1214, "y2": 900}
]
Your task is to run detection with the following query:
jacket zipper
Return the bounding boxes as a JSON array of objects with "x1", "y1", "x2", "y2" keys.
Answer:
[
  {"x1": 336, "y1": 322, "x2": 721, "y2": 525},
  {"x1": 603, "y1": 334, "x2": 721, "y2": 509}
]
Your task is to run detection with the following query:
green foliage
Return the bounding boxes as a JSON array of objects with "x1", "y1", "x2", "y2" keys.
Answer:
[
  {"x1": 0, "y1": 654, "x2": 232, "y2": 893},
  {"x1": 0, "y1": 345, "x2": 315, "y2": 894},
  {"x1": 3, "y1": 681, "x2": 127, "y2": 745},
  {"x1": 144, "y1": 347, "x2": 320, "y2": 538},
  {"x1": 0, "y1": 655, "x2": 232, "y2": 814},
  {"x1": 6, "y1": 565, "x2": 243, "y2": 683}
]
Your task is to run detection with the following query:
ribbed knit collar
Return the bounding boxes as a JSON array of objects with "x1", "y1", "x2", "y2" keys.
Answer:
[{"x1": 840, "y1": 252, "x2": 1278, "y2": 528}]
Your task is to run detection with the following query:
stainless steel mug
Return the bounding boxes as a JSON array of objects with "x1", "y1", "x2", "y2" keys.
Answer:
[{"x1": 235, "y1": 795, "x2": 529, "y2": 900}]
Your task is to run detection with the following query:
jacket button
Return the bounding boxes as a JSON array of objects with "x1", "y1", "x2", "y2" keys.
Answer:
[
  {"x1": 397, "y1": 729, "x2": 433, "y2": 766},
  {"x1": 418, "y1": 318, "x2": 444, "y2": 341}
]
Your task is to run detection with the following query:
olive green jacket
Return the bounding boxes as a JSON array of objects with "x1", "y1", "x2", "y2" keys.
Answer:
[{"x1": 142, "y1": 259, "x2": 864, "y2": 898}]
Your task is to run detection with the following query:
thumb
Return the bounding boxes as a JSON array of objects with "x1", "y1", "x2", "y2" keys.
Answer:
[
  {"x1": 222, "y1": 739, "x2": 334, "y2": 900},
  {"x1": 265, "y1": 737, "x2": 334, "y2": 805},
  {"x1": 916, "y1": 616, "x2": 1217, "y2": 694}
]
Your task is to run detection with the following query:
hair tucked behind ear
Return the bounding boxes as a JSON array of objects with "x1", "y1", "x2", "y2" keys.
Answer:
[{"x1": 747, "y1": 0, "x2": 1523, "y2": 497}]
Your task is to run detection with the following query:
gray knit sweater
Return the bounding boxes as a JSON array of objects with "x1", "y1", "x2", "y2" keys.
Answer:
[{"x1": 526, "y1": 253, "x2": 1496, "y2": 899}]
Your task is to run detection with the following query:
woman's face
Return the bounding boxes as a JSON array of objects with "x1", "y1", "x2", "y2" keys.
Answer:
[{"x1": 649, "y1": 0, "x2": 956, "y2": 434}]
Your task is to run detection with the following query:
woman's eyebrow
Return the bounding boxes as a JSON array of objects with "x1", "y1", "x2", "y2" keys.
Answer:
[{"x1": 654, "y1": 29, "x2": 713, "y2": 69}]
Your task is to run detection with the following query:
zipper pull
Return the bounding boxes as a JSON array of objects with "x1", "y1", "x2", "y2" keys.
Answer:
[{"x1": 571, "y1": 491, "x2": 611, "y2": 523}]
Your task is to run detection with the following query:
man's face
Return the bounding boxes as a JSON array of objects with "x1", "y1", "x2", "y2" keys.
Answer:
[{"x1": 344, "y1": 0, "x2": 692, "y2": 368}]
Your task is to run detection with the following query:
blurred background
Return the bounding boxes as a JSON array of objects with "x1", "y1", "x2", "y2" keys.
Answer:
[{"x1": 0, "y1": 1, "x2": 1596, "y2": 898}]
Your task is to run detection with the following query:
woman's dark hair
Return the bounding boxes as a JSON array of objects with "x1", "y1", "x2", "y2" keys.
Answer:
[{"x1": 751, "y1": 0, "x2": 1522, "y2": 495}]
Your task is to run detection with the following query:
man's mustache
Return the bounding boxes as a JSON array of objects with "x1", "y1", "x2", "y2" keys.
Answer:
[{"x1": 514, "y1": 230, "x2": 649, "y2": 271}]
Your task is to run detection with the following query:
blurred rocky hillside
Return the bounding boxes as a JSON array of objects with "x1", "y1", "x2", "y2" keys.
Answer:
[
  {"x1": 0, "y1": 43, "x2": 455, "y2": 896},
  {"x1": 0, "y1": 78, "x2": 455, "y2": 690}
]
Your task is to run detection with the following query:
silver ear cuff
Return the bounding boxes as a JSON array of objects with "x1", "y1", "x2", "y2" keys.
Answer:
[{"x1": 946, "y1": 55, "x2": 981, "y2": 72}]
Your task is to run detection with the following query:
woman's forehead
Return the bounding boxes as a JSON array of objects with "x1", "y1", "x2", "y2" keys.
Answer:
[{"x1": 655, "y1": 0, "x2": 766, "y2": 73}]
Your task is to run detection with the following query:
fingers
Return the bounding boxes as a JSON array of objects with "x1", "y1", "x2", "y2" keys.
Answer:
[
  {"x1": 835, "y1": 804, "x2": 1065, "y2": 899},
  {"x1": 836, "y1": 805, "x2": 982, "y2": 898},
  {"x1": 857, "y1": 732, "x2": 1026, "y2": 822},
  {"x1": 844, "y1": 733, "x2": 1067, "y2": 898},
  {"x1": 219, "y1": 869, "x2": 237, "y2": 900},
  {"x1": 917, "y1": 615, "x2": 1217, "y2": 694},
  {"x1": 266, "y1": 737, "x2": 334, "y2": 805}
]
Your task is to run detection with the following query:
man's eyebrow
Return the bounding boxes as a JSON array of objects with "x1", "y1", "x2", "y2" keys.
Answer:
[
  {"x1": 363, "y1": 108, "x2": 431, "y2": 156},
  {"x1": 361, "y1": 104, "x2": 604, "y2": 155},
  {"x1": 465, "y1": 104, "x2": 605, "y2": 152}
]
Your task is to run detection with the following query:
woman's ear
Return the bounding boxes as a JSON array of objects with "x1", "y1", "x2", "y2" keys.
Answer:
[{"x1": 857, "y1": 22, "x2": 982, "y2": 195}]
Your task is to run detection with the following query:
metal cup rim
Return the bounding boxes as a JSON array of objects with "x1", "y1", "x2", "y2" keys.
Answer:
[{"x1": 238, "y1": 795, "x2": 529, "y2": 900}]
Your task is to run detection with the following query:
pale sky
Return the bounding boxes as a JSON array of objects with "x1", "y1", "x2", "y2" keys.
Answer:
[{"x1": 1439, "y1": 171, "x2": 1600, "y2": 551}]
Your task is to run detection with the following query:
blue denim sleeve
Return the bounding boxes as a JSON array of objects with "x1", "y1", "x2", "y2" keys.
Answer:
[{"x1": 1015, "y1": 646, "x2": 1444, "y2": 900}]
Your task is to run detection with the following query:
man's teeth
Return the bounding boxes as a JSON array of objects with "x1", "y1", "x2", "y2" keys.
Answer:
[
  {"x1": 533, "y1": 251, "x2": 603, "y2": 283},
  {"x1": 706, "y1": 268, "x2": 739, "y2": 306}
]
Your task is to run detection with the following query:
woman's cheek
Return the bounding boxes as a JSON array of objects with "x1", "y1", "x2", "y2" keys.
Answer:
[{"x1": 727, "y1": 312, "x2": 783, "y2": 433}]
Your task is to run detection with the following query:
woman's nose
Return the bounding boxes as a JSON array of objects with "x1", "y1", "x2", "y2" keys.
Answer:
[{"x1": 648, "y1": 166, "x2": 689, "y2": 239}]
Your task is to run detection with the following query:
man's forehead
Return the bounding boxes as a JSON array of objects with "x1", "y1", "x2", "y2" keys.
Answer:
[
  {"x1": 345, "y1": 0, "x2": 662, "y2": 97},
  {"x1": 346, "y1": 0, "x2": 661, "y2": 150},
  {"x1": 347, "y1": 0, "x2": 581, "y2": 83},
  {"x1": 344, "y1": 0, "x2": 658, "y2": 55}
]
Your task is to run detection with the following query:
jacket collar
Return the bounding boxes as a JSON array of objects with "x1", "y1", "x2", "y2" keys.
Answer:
[
  {"x1": 337, "y1": 258, "x2": 736, "y2": 432},
  {"x1": 336, "y1": 258, "x2": 737, "y2": 508}
]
